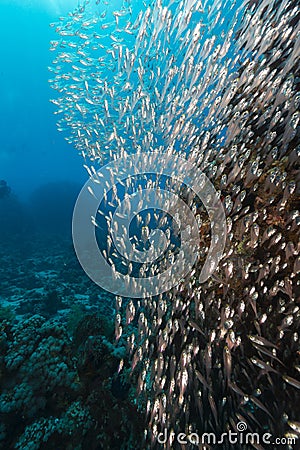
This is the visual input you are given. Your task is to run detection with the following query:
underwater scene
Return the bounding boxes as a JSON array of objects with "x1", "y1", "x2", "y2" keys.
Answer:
[{"x1": 0, "y1": 0, "x2": 299, "y2": 449}]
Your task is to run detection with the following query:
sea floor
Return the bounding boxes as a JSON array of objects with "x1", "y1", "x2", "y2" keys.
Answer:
[
  {"x1": 0, "y1": 232, "x2": 114, "y2": 321},
  {"x1": 0, "y1": 232, "x2": 144, "y2": 450}
]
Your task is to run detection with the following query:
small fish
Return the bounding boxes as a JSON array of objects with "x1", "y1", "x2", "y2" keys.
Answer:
[
  {"x1": 248, "y1": 335, "x2": 278, "y2": 349},
  {"x1": 287, "y1": 421, "x2": 300, "y2": 434},
  {"x1": 195, "y1": 369, "x2": 210, "y2": 390},
  {"x1": 223, "y1": 345, "x2": 232, "y2": 383},
  {"x1": 50, "y1": 0, "x2": 300, "y2": 446},
  {"x1": 282, "y1": 375, "x2": 300, "y2": 390},
  {"x1": 250, "y1": 396, "x2": 274, "y2": 420}
]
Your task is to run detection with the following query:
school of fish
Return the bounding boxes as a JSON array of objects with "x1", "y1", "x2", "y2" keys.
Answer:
[{"x1": 50, "y1": 0, "x2": 299, "y2": 448}]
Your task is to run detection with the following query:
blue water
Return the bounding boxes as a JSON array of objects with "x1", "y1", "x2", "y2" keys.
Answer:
[{"x1": 0, "y1": 0, "x2": 87, "y2": 202}]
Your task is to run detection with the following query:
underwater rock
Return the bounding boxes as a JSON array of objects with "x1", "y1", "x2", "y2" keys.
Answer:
[
  {"x1": 0, "y1": 180, "x2": 11, "y2": 199},
  {"x1": 0, "y1": 192, "x2": 30, "y2": 239}
]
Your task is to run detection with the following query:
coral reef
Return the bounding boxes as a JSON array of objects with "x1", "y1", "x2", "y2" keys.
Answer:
[{"x1": 0, "y1": 312, "x2": 144, "y2": 449}]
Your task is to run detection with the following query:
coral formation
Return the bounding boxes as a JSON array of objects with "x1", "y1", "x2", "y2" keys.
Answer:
[{"x1": 0, "y1": 312, "x2": 144, "y2": 449}]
